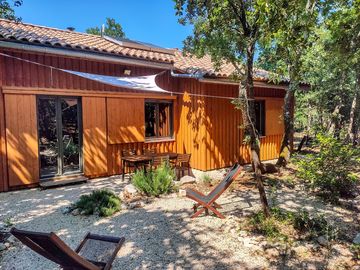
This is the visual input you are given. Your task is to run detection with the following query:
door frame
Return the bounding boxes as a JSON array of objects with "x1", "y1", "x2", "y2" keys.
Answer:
[{"x1": 36, "y1": 95, "x2": 83, "y2": 179}]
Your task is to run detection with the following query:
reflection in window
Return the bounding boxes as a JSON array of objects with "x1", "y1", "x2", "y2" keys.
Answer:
[
  {"x1": 254, "y1": 100, "x2": 265, "y2": 136},
  {"x1": 145, "y1": 101, "x2": 173, "y2": 138}
]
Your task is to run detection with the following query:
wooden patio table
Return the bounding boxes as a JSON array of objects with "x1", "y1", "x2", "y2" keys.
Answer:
[{"x1": 121, "y1": 152, "x2": 178, "y2": 180}]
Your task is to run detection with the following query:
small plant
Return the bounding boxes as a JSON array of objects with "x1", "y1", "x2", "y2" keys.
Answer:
[
  {"x1": 74, "y1": 189, "x2": 121, "y2": 217},
  {"x1": 350, "y1": 244, "x2": 360, "y2": 260},
  {"x1": 292, "y1": 210, "x2": 338, "y2": 241},
  {"x1": 201, "y1": 173, "x2": 212, "y2": 185},
  {"x1": 3, "y1": 217, "x2": 13, "y2": 227},
  {"x1": 296, "y1": 134, "x2": 359, "y2": 202},
  {"x1": 132, "y1": 162, "x2": 175, "y2": 196}
]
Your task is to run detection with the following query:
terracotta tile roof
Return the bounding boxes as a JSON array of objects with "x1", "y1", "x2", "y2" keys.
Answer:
[
  {"x1": 0, "y1": 19, "x2": 272, "y2": 80},
  {"x1": 0, "y1": 19, "x2": 175, "y2": 64},
  {"x1": 174, "y1": 50, "x2": 270, "y2": 81}
]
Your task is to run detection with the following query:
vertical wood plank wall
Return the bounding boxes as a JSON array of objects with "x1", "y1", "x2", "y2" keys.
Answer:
[
  {"x1": 0, "y1": 48, "x2": 286, "y2": 189},
  {"x1": 82, "y1": 97, "x2": 108, "y2": 177},
  {"x1": 4, "y1": 94, "x2": 39, "y2": 187},
  {"x1": 0, "y1": 88, "x2": 7, "y2": 191}
]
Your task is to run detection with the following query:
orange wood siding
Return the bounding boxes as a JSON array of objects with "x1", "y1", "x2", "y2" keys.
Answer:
[
  {"x1": 176, "y1": 80, "x2": 283, "y2": 171},
  {"x1": 82, "y1": 97, "x2": 108, "y2": 177},
  {"x1": 0, "y1": 88, "x2": 8, "y2": 191},
  {"x1": 0, "y1": 49, "x2": 288, "y2": 190},
  {"x1": 265, "y1": 99, "x2": 284, "y2": 136},
  {"x1": 107, "y1": 98, "x2": 145, "y2": 144},
  {"x1": 4, "y1": 94, "x2": 39, "y2": 187}
]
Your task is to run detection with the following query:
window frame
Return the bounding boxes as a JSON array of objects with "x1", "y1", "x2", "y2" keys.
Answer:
[
  {"x1": 254, "y1": 100, "x2": 266, "y2": 137},
  {"x1": 145, "y1": 100, "x2": 174, "y2": 141}
]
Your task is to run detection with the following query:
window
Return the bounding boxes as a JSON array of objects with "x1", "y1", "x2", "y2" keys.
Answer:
[
  {"x1": 254, "y1": 100, "x2": 265, "y2": 136},
  {"x1": 145, "y1": 101, "x2": 173, "y2": 139}
]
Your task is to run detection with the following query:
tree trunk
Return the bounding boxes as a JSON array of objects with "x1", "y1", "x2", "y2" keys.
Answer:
[
  {"x1": 236, "y1": 42, "x2": 270, "y2": 217},
  {"x1": 346, "y1": 74, "x2": 360, "y2": 145},
  {"x1": 276, "y1": 77, "x2": 297, "y2": 166}
]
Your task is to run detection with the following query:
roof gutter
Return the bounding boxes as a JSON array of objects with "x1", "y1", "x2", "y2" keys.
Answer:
[
  {"x1": 170, "y1": 69, "x2": 204, "y2": 79},
  {"x1": 199, "y1": 78, "x2": 289, "y2": 89},
  {"x1": 0, "y1": 41, "x2": 174, "y2": 70}
]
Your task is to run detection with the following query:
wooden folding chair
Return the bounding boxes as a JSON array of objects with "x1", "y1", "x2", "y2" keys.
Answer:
[
  {"x1": 175, "y1": 153, "x2": 191, "y2": 178},
  {"x1": 11, "y1": 227, "x2": 125, "y2": 270},
  {"x1": 186, "y1": 163, "x2": 242, "y2": 219}
]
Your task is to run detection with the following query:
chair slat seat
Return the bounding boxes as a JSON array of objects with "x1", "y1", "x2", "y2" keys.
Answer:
[
  {"x1": 11, "y1": 228, "x2": 125, "y2": 270},
  {"x1": 185, "y1": 163, "x2": 242, "y2": 219}
]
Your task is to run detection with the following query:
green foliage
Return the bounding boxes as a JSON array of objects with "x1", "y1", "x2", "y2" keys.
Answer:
[
  {"x1": 3, "y1": 217, "x2": 13, "y2": 227},
  {"x1": 86, "y1": 17, "x2": 125, "y2": 39},
  {"x1": 292, "y1": 210, "x2": 338, "y2": 241},
  {"x1": 132, "y1": 162, "x2": 175, "y2": 197},
  {"x1": 350, "y1": 244, "x2": 360, "y2": 260},
  {"x1": 74, "y1": 189, "x2": 121, "y2": 217},
  {"x1": 297, "y1": 134, "x2": 359, "y2": 202},
  {"x1": 0, "y1": 0, "x2": 22, "y2": 21},
  {"x1": 201, "y1": 173, "x2": 212, "y2": 185},
  {"x1": 245, "y1": 207, "x2": 337, "y2": 242}
]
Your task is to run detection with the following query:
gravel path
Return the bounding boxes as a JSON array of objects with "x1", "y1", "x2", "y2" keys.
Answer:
[{"x1": 0, "y1": 175, "x2": 358, "y2": 269}]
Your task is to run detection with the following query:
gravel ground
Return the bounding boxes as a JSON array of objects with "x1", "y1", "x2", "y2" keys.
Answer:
[{"x1": 0, "y1": 174, "x2": 359, "y2": 270}]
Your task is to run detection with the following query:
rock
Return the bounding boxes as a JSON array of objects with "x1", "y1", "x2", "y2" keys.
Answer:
[
  {"x1": 266, "y1": 247, "x2": 280, "y2": 258},
  {"x1": 4, "y1": 242, "x2": 10, "y2": 248},
  {"x1": 127, "y1": 201, "x2": 144, "y2": 209},
  {"x1": 178, "y1": 189, "x2": 186, "y2": 197},
  {"x1": 80, "y1": 210, "x2": 87, "y2": 215},
  {"x1": 0, "y1": 243, "x2": 7, "y2": 251},
  {"x1": 71, "y1": 208, "x2": 80, "y2": 216},
  {"x1": 293, "y1": 245, "x2": 309, "y2": 256},
  {"x1": 6, "y1": 235, "x2": 16, "y2": 244},
  {"x1": 353, "y1": 233, "x2": 360, "y2": 245},
  {"x1": 61, "y1": 206, "x2": 73, "y2": 215},
  {"x1": 124, "y1": 184, "x2": 139, "y2": 196},
  {"x1": 317, "y1": 236, "x2": 329, "y2": 246},
  {"x1": 179, "y1": 176, "x2": 196, "y2": 186}
]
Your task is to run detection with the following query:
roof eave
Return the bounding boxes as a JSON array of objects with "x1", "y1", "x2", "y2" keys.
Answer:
[{"x1": 0, "y1": 40, "x2": 174, "y2": 70}]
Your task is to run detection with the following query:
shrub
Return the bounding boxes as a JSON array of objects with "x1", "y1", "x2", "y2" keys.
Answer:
[
  {"x1": 243, "y1": 207, "x2": 338, "y2": 242},
  {"x1": 74, "y1": 189, "x2": 121, "y2": 217},
  {"x1": 132, "y1": 162, "x2": 175, "y2": 196},
  {"x1": 292, "y1": 210, "x2": 338, "y2": 241},
  {"x1": 296, "y1": 134, "x2": 359, "y2": 202}
]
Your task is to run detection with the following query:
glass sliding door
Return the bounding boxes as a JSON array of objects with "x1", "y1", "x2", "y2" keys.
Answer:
[{"x1": 38, "y1": 96, "x2": 82, "y2": 179}]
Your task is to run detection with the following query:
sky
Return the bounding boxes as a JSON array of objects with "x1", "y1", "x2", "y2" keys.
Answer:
[{"x1": 14, "y1": 0, "x2": 193, "y2": 49}]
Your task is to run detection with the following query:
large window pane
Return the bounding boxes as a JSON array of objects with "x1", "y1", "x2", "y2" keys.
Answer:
[
  {"x1": 38, "y1": 98, "x2": 58, "y2": 177},
  {"x1": 145, "y1": 103, "x2": 157, "y2": 137},
  {"x1": 61, "y1": 98, "x2": 80, "y2": 174},
  {"x1": 145, "y1": 101, "x2": 173, "y2": 138},
  {"x1": 254, "y1": 100, "x2": 265, "y2": 136},
  {"x1": 159, "y1": 103, "x2": 171, "y2": 137}
]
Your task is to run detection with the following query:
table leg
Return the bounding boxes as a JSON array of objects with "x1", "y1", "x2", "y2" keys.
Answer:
[{"x1": 122, "y1": 160, "x2": 125, "y2": 180}]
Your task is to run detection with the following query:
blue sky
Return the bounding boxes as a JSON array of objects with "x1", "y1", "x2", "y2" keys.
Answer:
[{"x1": 15, "y1": 0, "x2": 193, "y2": 49}]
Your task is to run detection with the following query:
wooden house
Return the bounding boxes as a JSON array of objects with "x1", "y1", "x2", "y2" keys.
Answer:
[{"x1": 0, "y1": 19, "x2": 288, "y2": 191}]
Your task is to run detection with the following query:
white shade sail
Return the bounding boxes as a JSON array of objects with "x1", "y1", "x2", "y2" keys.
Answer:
[{"x1": 61, "y1": 69, "x2": 170, "y2": 93}]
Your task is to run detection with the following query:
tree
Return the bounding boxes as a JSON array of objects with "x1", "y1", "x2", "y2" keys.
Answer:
[
  {"x1": 174, "y1": 0, "x2": 291, "y2": 217},
  {"x1": 326, "y1": 0, "x2": 360, "y2": 144},
  {"x1": 86, "y1": 17, "x2": 125, "y2": 39},
  {"x1": 0, "y1": 0, "x2": 22, "y2": 21},
  {"x1": 257, "y1": 0, "x2": 320, "y2": 166}
]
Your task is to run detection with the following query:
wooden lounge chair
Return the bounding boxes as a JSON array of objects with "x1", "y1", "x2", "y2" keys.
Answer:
[
  {"x1": 186, "y1": 163, "x2": 242, "y2": 219},
  {"x1": 10, "y1": 227, "x2": 125, "y2": 270}
]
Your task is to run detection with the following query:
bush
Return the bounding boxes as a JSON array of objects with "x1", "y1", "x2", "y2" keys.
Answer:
[
  {"x1": 74, "y1": 189, "x2": 121, "y2": 217},
  {"x1": 292, "y1": 210, "x2": 338, "y2": 241},
  {"x1": 244, "y1": 207, "x2": 338, "y2": 242},
  {"x1": 132, "y1": 162, "x2": 175, "y2": 196},
  {"x1": 296, "y1": 134, "x2": 359, "y2": 202}
]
